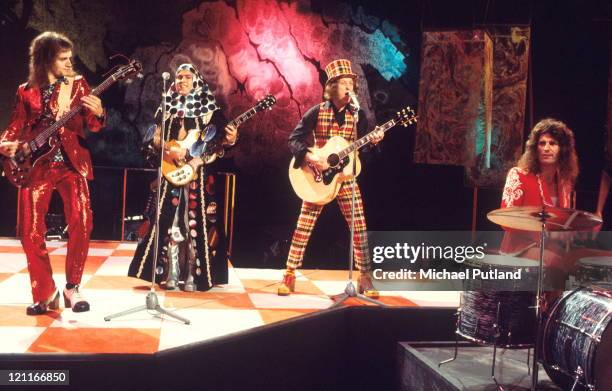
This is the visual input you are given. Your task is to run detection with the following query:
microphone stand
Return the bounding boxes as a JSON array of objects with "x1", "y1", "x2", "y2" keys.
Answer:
[
  {"x1": 105, "y1": 74, "x2": 190, "y2": 324},
  {"x1": 330, "y1": 93, "x2": 386, "y2": 308}
]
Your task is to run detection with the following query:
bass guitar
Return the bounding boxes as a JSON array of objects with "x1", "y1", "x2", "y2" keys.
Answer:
[
  {"x1": 288, "y1": 107, "x2": 417, "y2": 205},
  {"x1": 162, "y1": 94, "x2": 276, "y2": 186},
  {"x1": 2, "y1": 60, "x2": 142, "y2": 187}
]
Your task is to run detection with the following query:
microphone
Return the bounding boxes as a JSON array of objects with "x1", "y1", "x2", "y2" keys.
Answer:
[
  {"x1": 161, "y1": 72, "x2": 171, "y2": 81},
  {"x1": 347, "y1": 91, "x2": 360, "y2": 111}
]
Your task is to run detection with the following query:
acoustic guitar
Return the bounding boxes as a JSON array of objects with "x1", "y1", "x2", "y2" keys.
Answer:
[{"x1": 288, "y1": 107, "x2": 417, "y2": 205}]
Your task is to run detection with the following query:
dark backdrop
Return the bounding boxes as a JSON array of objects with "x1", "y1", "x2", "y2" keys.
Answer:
[{"x1": 0, "y1": 0, "x2": 610, "y2": 270}]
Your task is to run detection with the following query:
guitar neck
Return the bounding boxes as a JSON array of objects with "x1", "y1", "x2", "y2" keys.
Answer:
[
  {"x1": 337, "y1": 118, "x2": 397, "y2": 159},
  {"x1": 32, "y1": 76, "x2": 116, "y2": 150},
  {"x1": 228, "y1": 106, "x2": 260, "y2": 128}
]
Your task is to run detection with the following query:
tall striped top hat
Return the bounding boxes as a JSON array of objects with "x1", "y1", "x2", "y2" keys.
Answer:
[{"x1": 324, "y1": 59, "x2": 357, "y2": 85}]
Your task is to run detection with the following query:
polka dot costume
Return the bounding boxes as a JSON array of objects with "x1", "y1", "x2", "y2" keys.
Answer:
[{"x1": 161, "y1": 63, "x2": 219, "y2": 119}]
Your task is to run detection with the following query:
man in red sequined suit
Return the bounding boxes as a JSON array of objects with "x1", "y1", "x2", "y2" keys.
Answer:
[{"x1": 0, "y1": 32, "x2": 104, "y2": 315}]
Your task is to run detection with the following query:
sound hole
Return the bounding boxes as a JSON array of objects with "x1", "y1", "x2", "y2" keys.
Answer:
[{"x1": 327, "y1": 153, "x2": 340, "y2": 167}]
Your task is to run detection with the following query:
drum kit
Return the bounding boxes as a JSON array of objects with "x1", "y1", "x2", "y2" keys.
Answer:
[{"x1": 440, "y1": 205, "x2": 611, "y2": 391}]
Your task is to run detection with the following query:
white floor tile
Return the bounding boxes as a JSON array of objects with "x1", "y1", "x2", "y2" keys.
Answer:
[
  {"x1": 0, "y1": 274, "x2": 92, "y2": 305},
  {"x1": 0, "y1": 326, "x2": 47, "y2": 353},
  {"x1": 0, "y1": 238, "x2": 23, "y2": 246},
  {"x1": 116, "y1": 242, "x2": 139, "y2": 250},
  {"x1": 0, "y1": 253, "x2": 27, "y2": 273},
  {"x1": 94, "y1": 256, "x2": 133, "y2": 276},
  {"x1": 0, "y1": 274, "x2": 38, "y2": 304},
  {"x1": 158, "y1": 308, "x2": 263, "y2": 350}
]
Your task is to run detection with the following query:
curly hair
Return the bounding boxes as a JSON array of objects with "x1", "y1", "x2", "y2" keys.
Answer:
[
  {"x1": 517, "y1": 118, "x2": 579, "y2": 184},
  {"x1": 28, "y1": 31, "x2": 74, "y2": 88}
]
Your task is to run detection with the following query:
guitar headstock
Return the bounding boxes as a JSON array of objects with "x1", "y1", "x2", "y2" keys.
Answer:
[
  {"x1": 255, "y1": 94, "x2": 277, "y2": 112},
  {"x1": 112, "y1": 59, "x2": 143, "y2": 81},
  {"x1": 396, "y1": 106, "x2": 418, "y2": 127}
]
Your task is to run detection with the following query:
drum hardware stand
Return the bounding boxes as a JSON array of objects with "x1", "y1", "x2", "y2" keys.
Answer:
[
  {"x1": 440, "y1": 303, "x2": 508, "y2": 390},
  {"x1": 105, "y1": 73, "x2": 190, "y2": 325},
  {"x1": 569, "y1": 366, "x2": 584, "y2": 391},
  {"x1": 440, "y1": 292, "x2": 535, "y2": 391},
  {"x1": 438, "y1": 308, "x2": 462, "y2": 366},
  {"x1": 527, "y1": 348, "x2": 531, "y2": 374},
  {"x1": 329, "y1": 94, "x2": 386, "y2": 309},
  {"x1": 438, "y1": 299, "x2": 508, "y2": 385},
  {"x1": 491, "y1": 302, "x2": 505, "y2": 391}
]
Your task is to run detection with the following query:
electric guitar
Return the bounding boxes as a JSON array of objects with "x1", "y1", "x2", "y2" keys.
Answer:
[
  {"x1": 2, "y1": 60, "x2": 142, "y2": 187},
  {"x1": 162, "y1": 94, "x2": 276, "y2": 186},
  {"x1": 288, "y1": 107, "x2": 417, "y2": 205}
]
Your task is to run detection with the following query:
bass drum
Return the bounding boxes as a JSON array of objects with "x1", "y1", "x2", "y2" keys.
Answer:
[{"x1": 541, "y1": 284, "x2": 612, "y2": 391}]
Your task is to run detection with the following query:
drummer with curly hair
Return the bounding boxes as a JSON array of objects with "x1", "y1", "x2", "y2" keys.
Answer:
[{"x1": 500, "y1": 118, "x2": 579, "y2": 289}]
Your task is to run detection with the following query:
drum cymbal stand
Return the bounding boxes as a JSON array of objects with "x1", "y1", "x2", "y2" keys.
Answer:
[{"x1": 531, "y1": 206, "x2": 549, "y2": 391}]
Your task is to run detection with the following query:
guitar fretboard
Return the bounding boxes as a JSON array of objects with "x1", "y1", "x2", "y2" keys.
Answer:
[
  {"x1": 337, "y1": 118, "x2": 398, "y2": 160},
  {"x1": 228, "y1": 106, "x2": 261, "y2": 128},
  {"x1": 30, "y1": 76, "x2": 117, "y2": 151}
]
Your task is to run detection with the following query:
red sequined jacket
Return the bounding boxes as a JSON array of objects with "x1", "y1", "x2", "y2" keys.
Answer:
[
  {"x1": 1, "y1": 76, "x2": 103, "y2": 180},
  {"x1": 499, "y1": 166, "x2": 573, "y2": 254}
]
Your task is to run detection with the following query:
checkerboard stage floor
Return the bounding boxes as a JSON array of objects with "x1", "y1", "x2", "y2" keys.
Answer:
[{"x1": 0, "y1": 238, "x2": 459, "y2": 354}]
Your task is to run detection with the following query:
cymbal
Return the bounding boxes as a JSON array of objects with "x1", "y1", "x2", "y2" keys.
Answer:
[{"x1": 487, "y1": 206, "x2": 602, "y2": 232}]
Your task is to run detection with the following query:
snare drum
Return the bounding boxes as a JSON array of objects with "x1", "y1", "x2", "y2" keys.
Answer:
[
  {"x1": 457, "y1": 255, "x2": 538, "y2": 348},
  {"x1": 576, "y1": 257, "x2": 612, "y2": 286},
  {"x1": 542, "y1": 284, "x2": 612, "y2": 390}
]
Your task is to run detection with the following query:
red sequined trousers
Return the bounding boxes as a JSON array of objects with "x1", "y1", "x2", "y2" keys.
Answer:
[{"x1": 19, "y1": 161, "x2": 93, "y2": 303}]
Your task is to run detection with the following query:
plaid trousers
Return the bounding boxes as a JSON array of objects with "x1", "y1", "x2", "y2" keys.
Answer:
[{"x1": 287, "y1": 180, "x2": 371, "y2": 271}]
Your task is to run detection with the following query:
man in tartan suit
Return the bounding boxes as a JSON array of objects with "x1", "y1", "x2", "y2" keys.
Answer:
[{"x1": 278, "y1": 59, "x2": 384, "y2": 297}]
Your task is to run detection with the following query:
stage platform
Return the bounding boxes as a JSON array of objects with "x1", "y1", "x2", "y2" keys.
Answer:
[
  {"x1": 398, "y1": 342, "x2": 562, "y2": 391},
  {"x1": 0, "y1": 238, "x2": 460, "y2": 355}
]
